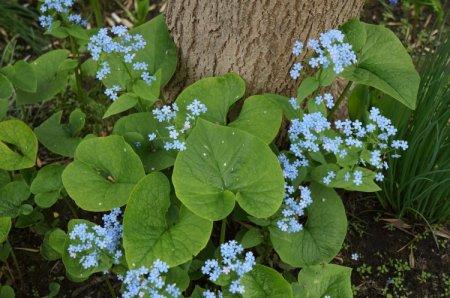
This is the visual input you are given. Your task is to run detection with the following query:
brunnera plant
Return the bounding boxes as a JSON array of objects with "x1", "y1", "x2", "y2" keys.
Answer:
[{"x1": 0, "y1": 1, "x2": 420, "y2": 297}]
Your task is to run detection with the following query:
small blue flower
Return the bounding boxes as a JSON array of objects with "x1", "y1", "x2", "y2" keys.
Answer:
[
  {"x1": 141, "y1": 72, "x2": 156, "y2": 85},
  {"x1": 292, "y1": 40, "x2": 303, "y2": 56},
  {"x1": 289, "y1": 97, "x2": 300, "y2": 110},
  {"x1": 375, "y1": 172, "x2": 384, "y2": 182},
  {"x1": 202, "y1": 240, "x2": 255, "y2": 295},
  {"x1": 290, "y1": 62, "x2": 302, "y2": 80},
  {"x1": 104, "y1": 85, "x2": 121, "y2": 101},
  {"x1": 67, "y1": 208, "x2": 123, "y2": 269},
  {"x1": 38, "y1": 15, "x2": 54, "y2": 29},
  {"x1": 277, "y1": 185, "x2": 313, "y2": 233},
  {"x1": 120, "y1": 259, "x2": 180, "y2": 298},
  {"x1": 132, "y1": 62, "x2": 148, "y2": 71},
  {"x1": 68, "y1": 13, "x2": 87, "y2": 26},
  {"x1": 353, "y1": 170, "x2": 363, "y2": 186},
  {"x1": 96, "y1": 61, "x2": 111, "y2": 80},
  {"x1": 323, "y1": 171, "x2": 336, "y2": 185}
]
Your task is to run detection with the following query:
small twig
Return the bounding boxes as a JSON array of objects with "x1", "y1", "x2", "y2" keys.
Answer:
[
  {"x1": 13, "y1": 247, "x2": 39, "y2": 253},
  {"x1": 328, "y1": 81, "x2": 353, "y2": 120},
  {"x1": 7, "y1": 240, "x2": 23, "y2": 288}
]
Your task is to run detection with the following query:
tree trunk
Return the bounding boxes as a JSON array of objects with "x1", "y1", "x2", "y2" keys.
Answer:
[{"x1": 164, "y1": 0, "x2": 365, "y2": 98}]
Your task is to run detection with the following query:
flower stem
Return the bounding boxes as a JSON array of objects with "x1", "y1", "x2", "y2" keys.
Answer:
[
  {"x1": 105, "y1": 278, "x2": 117, "y2": 298},
  {"x1": 89, "y1": 0, "x2": 104, "y2": 27},
  {"x1": 7, "y1": 240, "x2": 23, "y2": 286},
  {"x1": 328, "y1": 81, "x2": 353, "y2": 120},
  {"x1": 64, "y1": 196, "x2": 79, "y2": 219},
  {"x1": 220, "y1": 219, "x2": 227, "y2": 244}
]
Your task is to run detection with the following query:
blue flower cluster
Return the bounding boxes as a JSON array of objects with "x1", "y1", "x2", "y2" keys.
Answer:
[
  {"x1": 202, "y1": 290, "x2": 223, "y2": 298},
  {"x1": 150, "y1": 99, "x2": 207, "y2": 152},
  {"x1": 67, "y1": 208, "x2": 123, "y2": 269},
  {"x1": 290, "y1": 29, "x2": 357, "y2": 79},
  {"x1": 39, "y1": 0, "x2": 87, "y2": 29},
  {"x1": 87, "y1": 25, "x2": 155, "y2": 100},
  {"x1": 120, "y1": 259, "x2": 181, "y2": 298},
  {"x1": 314, "y1": 93, "x2": 334, "y2": 109},
  {"x1": 276, "y1": 180, "x2": 313, "y2": 233},
  {"x1": 276, "y1": 105, "x2": 408, "y2": 232},
  {"x1": 202, "y1": 240, "x2": 255, "y2": 295}
]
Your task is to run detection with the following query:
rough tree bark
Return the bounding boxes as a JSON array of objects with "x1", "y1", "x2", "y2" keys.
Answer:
[{"x1": 164, "y1": 0, "x2": 365, "y2": 97}]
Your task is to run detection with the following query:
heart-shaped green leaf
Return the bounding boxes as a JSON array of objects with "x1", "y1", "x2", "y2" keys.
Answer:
[
  {"x1": 15, "y1": 49, "x2": 71, "y2": 105},
  {"x1": 341, "y1": 20, "x2": 420, "y2": 110},
  {"x1": 0, "y1": 285, "x2": 14, "y2": 298},
  {"x1": 270, "y1": 183, "x2": 347, "y2": 267},
  {"x1": 132, "y1": 70, "x2": 161, "y2": 103},
  {"x1": 41, "y1": 228, "x2": 67, "y2": 261},
  {"x1": 35, "y1": 109, "x2": 86, "y2": 158},
  {"x1": 0, "y1": 60, "x2": 37, "y2": 92},
  {"x1": 31, "y1": 164, "x2": 65, "y2": 208},
  {"x1": 62, "y1": 135, "x2": 145, "y2": 211},
  {"x1": 0, "y1": 119, "x2": 37, "y2": 170},
  {"x1": 173, "y1": 119, "x2": 284, "y2": 221},
  {"x1": 132, "y1": 15, "x2": 177, "y2": 87},
  {"x1": 62, "y1": 219, "x2": 113, "y2": 279},
  {"x1": 0, "y1": 180, "x2": 31, "y2": 218},
  {"x1": 0, "y1": 217, "x2": 11, "y2": 243},
  {"x1": 0, "y1": 74, "x2": 13, "y2": 99},
  {"x1": 175, "y1": 73, "x2": 245, "y2": 125},
  {"x1": 229, "y1": 95, "x2": 282, "y2": 144},
  {"x1": 293, "y1": 264, "x2": 352, "y2": 298},
  {"x1": 113, "y1": 112, "x2": 177, "y2": 172},
  {"x1": 241, "y1": 264, "x2": 293, "y2": 298},
  {"x1": 123, "y1": 173, "x2": 212, "y2": 268},
  {"x1": 103, "y1": 93, "x2": 139, "y2": 119},
  {"x1": 311, "y1": 164, "x2": 381, "y2": 192}
]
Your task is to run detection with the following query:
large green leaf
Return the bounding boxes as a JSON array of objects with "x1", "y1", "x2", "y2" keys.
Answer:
[
  {"x1": 270, "y1": 183, "x2": 347, "y2": 267},
  {"x1": 241, "y1": 264, "x2": 293, "y2": 298},
  {"x1": 229, "y1": 95, "x2": 282, "y2": 144},
  {"x1": 112, "y1": 112, "x2": 177, "y2": 172},
  {"x1": 15, "y1": 50, "x2": 70, "y2": 105},
  {"x1": 175, "y1": 73, "x2": 245, "y2": 125},
  {"x1": 31, "y1": 164, "x2": 65, "y2": 208},
  {"x1": 0, "y1": 74, "x2": 13, "y2": 99},
  {"x1": 293, "y1": 264, "x2": 352, "y2": 298},
  {"x1": 0, "y1": 119, "x2": 37, "y2": 170},
  {"x1": 62, "y1": 219, "x2": 113, "y2": 279},
  {"x1": 0, "y1": 217, "x2": 11, "y2": 243},
  {"x1": 123, "y1": 173, "x2": 212, "y2": 268},
  {"x1": 41, "y1": 228, "x2": 67, "y2": 261},
  {"x1": 34, "y1": 109, "x2": 86, "y2": 158},
  {"x1": 103, "y1": 93, "x2": 138, "y2": 119},
  {"x1": 341, "y1": 20, "x2": 419, "y2": 109},
  {"x1": 132, "y1": 14, "x2": 177, "y2": 87},
  {"x1": 0, "y1": 181, "x2": 31, "y2": 218},
  {"x1": 0, "y1": 60, "x2": 37, "y2": 92},
  {"x1": 0, "y1": 170, "x2": 9, "y2": 188},
  {"x1": 311, "y1": 164, "x2": 381, "y2": 192},
  {"x1": 61, "y1": 135, "x2": 145, "y2": 211},
  {"x1": 173, "y1": 119, "x2": 284, "y2": 221}
]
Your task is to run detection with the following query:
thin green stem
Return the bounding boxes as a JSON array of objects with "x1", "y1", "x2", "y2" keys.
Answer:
[
  {"x1": 64, "y1": 197, "x2": 79, "y2": 219},
  {"x1": 7, "y1": 240, "x2": 23, "y2": 286},
  {"x1": 328, "y1": 81, "x2": 353, "y2": 120},
  {"x1": 69, "y1": 36, "x2": 86, "y2": 104},
  {"x1": 220, "y1": 219, "x2": 227, "y2": 244},
  {"x1": 89, "y1": 0, "x2": 104, "y2": 27},
  {"x1": 105, "y1": 278, "x2": 117, "y2": 298}
]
